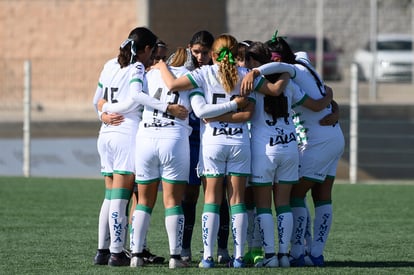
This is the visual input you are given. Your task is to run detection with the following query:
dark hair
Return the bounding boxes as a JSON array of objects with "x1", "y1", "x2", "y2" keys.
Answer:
[
  {"x1": 265, "y1": 37, "x2": 296, "y2": 64},
  {"x1": 118, "y1": 27, "x2": 157, "y2": 67},
  {"x1": 237, "y1": 40, "x2": 253, "y2": 63},
  {"x1": 189, "y1": 30, "x2": 214, "y2": 48},
  {"x1": 188, "y1": 30, "x2": 214, "y2": 67}
]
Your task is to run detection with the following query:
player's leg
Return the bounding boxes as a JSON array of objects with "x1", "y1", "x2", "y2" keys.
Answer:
[{"x1": 94, "y1": 175, "x2": 112, "y2": 265}]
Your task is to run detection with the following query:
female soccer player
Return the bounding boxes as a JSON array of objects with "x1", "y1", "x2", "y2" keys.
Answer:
[
  {"x1": 246, "y1": 32, "x2": 344, "y2": 267},
  {"x1": 92, "y1": 27, "x2": 187, "y2": 267},
  {"x1": 242, "y1": 41, "x2": 333, "y2": 268},
  {"x1": 153, "y1": 33, "x2": 289, "y2": 268}
]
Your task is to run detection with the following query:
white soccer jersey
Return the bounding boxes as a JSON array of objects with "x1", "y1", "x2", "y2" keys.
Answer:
[
  {"x1": 187, "y1": 64, "x2": 257, "y2": 146},
  {"x1": 290, "y1": 61, "x2": 343, "y2": 145},
  {"x1": 249, "y1": 81, "x2": 305, "y2": 184},
  {"x1": 138, "y1": 66, "x2": 193, "y2": 139},
  {"x1": 92, "y1": 58, "x2": 142, "y2": 135},
  {"x1": 135, "y1": 66, "x2": 194, "y2": 183}
]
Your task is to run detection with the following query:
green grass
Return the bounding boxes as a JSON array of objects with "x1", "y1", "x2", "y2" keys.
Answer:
[{"x1": 0, "y1": 177, "x2": 413, "y2": 274}]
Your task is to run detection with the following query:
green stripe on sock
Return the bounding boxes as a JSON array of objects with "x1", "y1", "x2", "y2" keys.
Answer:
[
  {"x1": 203, "y1": 203, "x2": 220, "y2": 214},
  {"x1": 110, "y1": 188, "x2": 131, "y2": 200},
  {"x1": 256, "y1": 207, "x2": 272, "y2": 215},
  {"x1": 276, "y1": 205, "x2": 291, "y2": 215},
  {"x1": 230, "y1": 203, "x2": 246, "y2": 215},
  {"x1": 136, "y1": 204, "x2": 152, "y2": 214},
  {"x1": 165, "y1": 205, "x2": 184, "y2": 216},
  {"x1": 315, "y1": 200, "x2": 332, "y2": 207},
  {"x1": 291, "y1": 197, "x2": 306, "y2": 207},
  {"x1": 104, "y1": 189, "x2": 111, "y2": 200}
]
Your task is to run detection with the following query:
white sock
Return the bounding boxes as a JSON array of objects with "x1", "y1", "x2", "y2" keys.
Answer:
[
  {"x1": 290, "y1": 206, "x2": 307, "y2": 258},
  {"x1": 165, "y1": 206, "x2": 185, "y2": 256},
  {"x1": 311, "y1": 203, "x2": 332, "y2": 257},
  {"x1": 98, "y1": 197, "x2": 110, "y2": 249},
  {"x1": 131, "y1": 204, "x2": 152, "y2": 254},
  {"x1": 202, "y1": 204, "x2": 220, "y2": 259},
  {"x1": 276, "y1": 210, "x2": 293, "y2": 254},
  {"x1": 257, "y1": 211, "x2": 275, "y2": 254},
  {"x1": 108, "y1": 198, "x2": 129, "y2": 253},
  {"x1": 230, "y1": 204, "x2": 248, "y2": 259}
]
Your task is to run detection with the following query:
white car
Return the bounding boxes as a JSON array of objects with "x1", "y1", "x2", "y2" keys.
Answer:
[{"x1": 353, "y1": 34, "x2": 413, "y2": 82}]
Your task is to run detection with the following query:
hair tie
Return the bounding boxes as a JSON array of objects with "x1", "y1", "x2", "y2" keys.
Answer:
[{"x1": 216, "y1": 47, "x2": 235, "y2": 65}]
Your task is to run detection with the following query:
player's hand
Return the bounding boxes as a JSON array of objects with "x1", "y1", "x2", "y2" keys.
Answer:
[
  {"x1": 232, "y1": 96, "x2": 249, "y2": 109},
  {"x1": 240, "y1": 70, "x2": 256, "y2": 96},
  {"x1": 151, "y1": 59, "x2": 166, "y2": 70},
  {"x1": 167, "y1": 104, "x2": 189, "y2": 120},
  {"x1": 102, "y1": 113, "x2": 124, "y2": 126}
]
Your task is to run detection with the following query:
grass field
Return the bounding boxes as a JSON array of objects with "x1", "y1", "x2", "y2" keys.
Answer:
[{"x1": 0, "y1": 176, "x2": 413, "y2": 274}]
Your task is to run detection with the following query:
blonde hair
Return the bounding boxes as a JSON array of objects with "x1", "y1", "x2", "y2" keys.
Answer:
[
  {"x1": 167, "y1": 47, "x2": 187, "y2": 67},
  {"x1": 212, "y1": 34, "x2": 239, "y2": 93}
]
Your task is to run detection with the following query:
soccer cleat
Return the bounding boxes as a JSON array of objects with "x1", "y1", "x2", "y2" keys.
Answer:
[
  {"x1": 181, "y1": 248, "x2": 192, "y2": 262},
  {"x1": 289, "y1": 254, "x2": 305, "y2": 267},
  {"x1": 142, "y1": 248, "x2": 165, "y2": 264},
  {"x1": 199, "y1": 256, "x2": 215, "y2": 268},
  {"x1": 217, "y1": 248, "x2": 231, "y2": 264},
  {"x1": 169, "y1": 258, "x2": 190, "y2": 269},
  {"x1": 254, "y1": 255, "x2": 278, "y2": 267},
  {"x1": 278, "y1": 253, "x2": 290, "y2": 268},
  {"x1": 108, "y1": 251, "x2": 131, "y2": 266},
  {"x1": 228, "y1": 257, "x2": 245, "y2": 268},
  {"x1": 308, "y1": 254, "x2": 325, "y2": 267},
  {"x1": 130, "y1": 256, "x2": 144, "y2": 267},
  {"x1": 93, "y1": 249, "x2": 110, "y2": 265},
  {"x1": 244, "y1": 248, "x2": 263, "y2": 265}
]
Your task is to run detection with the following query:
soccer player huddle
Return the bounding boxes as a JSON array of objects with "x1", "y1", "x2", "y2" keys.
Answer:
[{"x1": 92, "y1": 26, "x2": 344, "y2": 269}]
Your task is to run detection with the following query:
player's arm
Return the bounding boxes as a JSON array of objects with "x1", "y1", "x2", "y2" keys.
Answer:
[
  {"x1": 190, "y1": 92, "x2": 248, "y2": 119},
  {"x1": 152, "y1": 60, "x2": 194, "y2": 91},
  {"x1": 203, "y1": 99, "x2": 255, "y2": 123}
]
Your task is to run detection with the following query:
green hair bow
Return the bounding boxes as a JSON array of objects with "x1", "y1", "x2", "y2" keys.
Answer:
[
  {"x1": 271, "y1": 30, "x2": 286, "y2": 42},
  {"x1": 216, "y1": 47, "x2": 235, "y2": 64}
]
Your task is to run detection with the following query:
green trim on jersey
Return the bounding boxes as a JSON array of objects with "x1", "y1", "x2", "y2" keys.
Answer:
[
  {"x1": 230, "y1": 203, "x2": 246, "y2": 215},
  {"x1": 204, "y1": 173, "x2": 225, "y2": 178},
  {"x1": 189, "y1": 90, "x2": 204, "y2": 99},
  {"x1": 291, "y1": 94, "x2": 308, "y2": 109},
  {"x1": 256, "y1": 207, "x2": 272, "y2": 215},
  {"x1": 326, "y1": 175, "x2": 335, "y2": 180},
  {"x1": 136, "y1": 204, "x2": 153, "y2": 214},
  {"x1": 105, "y1": 189, "x2": 111, "y2": 200},
  {"x1": 276, "y1": 205, "x2": 292, "y2": 215},
  {"x1": 254, "y1": 76, "x2": 266, "y2": 91},
  {"x1": 278, "y1": 179, "x2": 299, "y2": 185},
  {"x1": 248, "y1": 181, "x2": 272, "y2": 186},
  {"x1": 110, "y1": 188, "x2": 131, "y2": 200},
  {"x1": 203, "y1": 203, "x2": 220, "y2": 214},
  {"x1": 186, "y1": 74, "x2": 199, "y2": 88},
  {"x1": 130, "y1": 78, "x2": 143, "y2": 85},
  {"x1": 98, "y1": 82, "x2": 103, "y2": 88},
  {"x1": 136, "y1": 178, "x2": 160, "y2": 185},
  {"x1": 315, "y1": 200, "x2": 332, "y2": 207},
  {"x1": 113, "y1": 170, "x2": 134, "y2": 175},
  {"x1": 162, "y1": 178, "x2": 188, "y2": 185},
  {"x1": 165, "y1": 205, "x2": 184, "y2": 216},
  {"x1": 291, "y1": 197, "x2": 306, "y2": 207},
  {"x1": 101, "y1": 172, "x2": 113, "y2": 177},
  {"x1": 303, "y1": 176, "x2": 324, "y2": 184},
  {"x1": 291, "y1": 69, "x2": 297, "y2": 79},
  {"x1": 228, "y1": 172, "x2": 250, "y2": 177}
]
